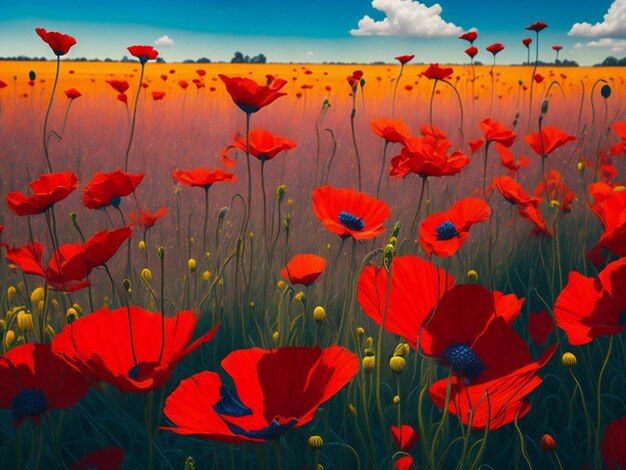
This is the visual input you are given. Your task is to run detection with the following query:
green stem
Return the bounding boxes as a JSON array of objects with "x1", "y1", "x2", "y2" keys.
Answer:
[
  {"x1": 124, "y1": 62, "x2": 145, "y2": 172},
  {"x1": 42, "y1": 56, "x2": 60, "y2": 173}
]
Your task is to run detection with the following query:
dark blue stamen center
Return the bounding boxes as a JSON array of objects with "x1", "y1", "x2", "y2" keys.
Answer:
[
  {"x1": 11, "y1": 389, "x2": 48, "y2": 420},
  {"x1": 441, "y1": 343, "x2": 485, "y2": 381},
  {"x1": 619, "y1": 311, "x2": 626, "y2": 326},
  {"x1": 228, "y1": 416, "x2": 298, "y2": 440},
  {"x1": 128, "y1": 365, "x2": 140, "y2": 380},
  {"x1": 214, "y1": 386, "x2": 253, "y2": 417},
  {"x1": 236, "y1": 103, "x2": 259, "y2": 114},
  {"x1": 436, "y1": 221, "x2": 458, "y2": 240},
  {"x1": 111, "y1": 196, "x2": 122, "y2": 209},
  {"x1": 338, "y1": 211, "x2": 365, "y2": 231}
]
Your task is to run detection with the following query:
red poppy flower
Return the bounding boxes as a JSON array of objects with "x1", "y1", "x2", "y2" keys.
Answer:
[
  {"x1": 52, "y1": 306, "x2": 220, "y2": 393},
  {"x1": 219, "y1": 75, "x2": 287, "y2": 114},
  {"x1": 391, "y1": 127, "x2": 470, "y2": 178},
  {"x1": 469, "y1": 139, "x2": 484, "y2": 153},
  {"x1": 524, "y1": 126, "x2": 576, "y2": 157},
  {"x1": 173, "y1": 168, "x2": 236, "y2": 189},
  {"x1": 178, "y1": 80, "x2": 189, "y2": 90},
  {"x1": 6, "y1": 172, "x2": 78, "y2": 216},
  {"x1": 480, "y1": 118, "x2": 516, "y2": 147},
  {"x1": 459, "y1": 31, "x2": 478, "y2": 44},
  {"x1": 0, "y1": 343, "x2": 89, "y2": 427},
  {"x1": 486, "y1": 43, "x2": 505, "y2": 55},
  {"x1": 65, "y1": 88, "x2": 81, "y2": 99},
  {"x1": 496, "y1": 144, "x2": 529, "y2": 175},
  {"x1": 127, "y1": 45, "x2": 159, "y2": 64},
  {"x1": 522, "y1": 38, "x2": 533, "y2": 48},
  {"x1": 357, "y1": 255, "x2": 454, "y2": 349},
  {"x1": 131, "y1": 207, "x2": 166, "y2": 230},
  {"x1": 390, "y1": 424, "x2": 419, "y2": 451},
  {"x1": 494, "y1": 290, "x2": 525, "y2": 324},
  {"x1": 117, "y1": 94, "x2": 128, "y2": 104},
  {"x1": 35, "y1": 28, "x2": 76, "y2": 56},
  {"x1": 312, "y1": 186, "x2": 391, "y2": 240},
  {"x1": 588, "y1": 185, "x2": 626, "y2": 258},
  {"x1": 422, "y1": 64, "x2": 453, "y2": 81},
  {"x1": 518, "y1": 204, "x2": 552, "y2": 237},
  {"x1": 528, "y1": 310, "x2": 554, "y2": 346},
  {"x1": 81, "y1": 227, "x2": 132, "y2": 270},
  {"x1": 71, "y1": 448, "x2": 124, "y2": 470},
  {"x1": 533, "y1": 73, "x2": 544, "y2": 83},
  {"x1": 232, "y1": 129, "x2": 296, "y2": 162},
  {"x1": 161, "y1": 346, "x2": 359, "y2": 442},
  {"x1": 196, "y1": 69, "x2": 206, "y2": 77},
  {"x1": 526, "y1": 21, "x2": 548, "y2": 32},
  {"x1": 370, "y1": 118, "x2": 411, "y2": 144},
  {"x1": 0, "y1": 80, "x2": 7, "y2": 89},
  {"x1": 281, "y1": 254, "x2": 327, "y2": 286},
  {"x1": 395, "y1": 456, "x2": 415, "y2": 470},
  {"x1": 554, "y1": 258, "x2": 626, "y2": 345},
  {"x1": 106, "y1": 80, "x2": 129, "y2": 94},
  {"x1": 612, "y1": 122, "x2": 626, "y2": 141},
  {"x1": 465, "y1": 46, "x2": 478, "y2": 59},
  {"x1": 395, "y1": 55, "x2": 414, "y2": 65},
  {"x1": 151, "y1": 91, "x2": 165, "y2": 100},
  {"x1": 534, "y1": 170, "x2": 575, "y2": 212},
  {"x1": 493, "y1": 176, "x2": 541, "y2": 206},
  {"x1": 602, "y1": 414, "x2": 626, "y2": 470},
  {"x1": 419, "y1": 197, "x2": 490, "y2": 258},
  {"x1": 82, "y1": 170, "x2": 144, "y2": 209},
  {"x1": 429, "y1": 345, "x2": 555, "y2": 430},
  {"x1": 0, "y1": 225, "x2": 7, "y2": 249},
  {"x1": 552, "y1": 45, "x2": 563, "y2": 52}
]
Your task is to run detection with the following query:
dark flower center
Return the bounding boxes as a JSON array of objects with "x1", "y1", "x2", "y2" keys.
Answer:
[
  {"x1": 441, "y1": 343, "x2": 485, "y2": 381},
  {"x1": 111, "y1": 196, "x2": 122, "y2": 208},
  {"x1": 11, "y1": 389, "x2": 48, "y2": 420},
  {"x1": 236, "y1": 102, "x2": 259, "y2": 114},
  {"x1": 214, "y1": 385, "x2": 252, "y2": 417},
  {"x1": 228, "y1": 416, "x2": 298, "y2": 440},
  {"x1": 127, "y1": 362, "x2": 159, "y2": 381},
  {"x1": 619, "y1": 311, "x2": 626, "y2": 326},
  {"x1": 338, "y1": 211, "x2": 365, "y2": 231},
  {"x1": 436, "y1": 221, "x2": 458, "y2": 240}
]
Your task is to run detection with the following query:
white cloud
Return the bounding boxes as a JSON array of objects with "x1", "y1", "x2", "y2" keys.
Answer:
[
  {"x1": 568, "y1": 0, "x2": 626, "y2": 37},
  {"x1": 154, "y1": 35, "x2": 174, "y2": 47},
  {"x1": 350, "y1": 0, "x2": 463, "y2": 37},
  {"x1": 575, "y1": 38, "x2": 626, "y2": 52},
  {"x1": 306, "y1": 51, "x2": 314, "y2": 56}
]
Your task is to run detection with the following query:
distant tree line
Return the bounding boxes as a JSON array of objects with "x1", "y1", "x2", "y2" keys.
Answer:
[
  {"x1": 230, "y1": 51, "x2": 267, "y2": 64},
  {"x1": 595, "y1": 56, "x2": 626, "y2": 66}
]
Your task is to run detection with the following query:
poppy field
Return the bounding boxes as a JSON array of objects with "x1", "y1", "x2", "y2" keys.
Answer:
[{"x1": 1, "y1": 26, "x2": 626, "y2": 469}]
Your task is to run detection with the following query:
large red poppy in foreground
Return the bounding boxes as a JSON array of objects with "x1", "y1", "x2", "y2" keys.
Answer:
[
  {"x1": 602, "y1": 414, "x2": 626, "y2": 470},
  {"x1": 82, "y1": 170, "x2": 144, "y2": 209},
  {"x1": 233, "y1": 129, "x2": 296, "y2": 161},
  {"x1": 161, "y1": 346, "x2": 358, "y2": 442},
  {"x1": 588, "y1": 185, "x2": 626, "y2": 258},
  {"x1": 52, "y1": 307, "x2": 220, "y2": 392},
  {"x1": 0, "y1": 343, "x2": 89, "y2": 427},
  {"x1": 173, "y1": 168, "x2": 236, "y2": 189},
  {"x1": 524, "y1": 126, "x2": 576, "y2": 157},
  {"x1": 35, "y1": 28, "x2": 77, "y2": 56},
  {"x1": 6, "y1": 172, "x2": 78, "y2": 216},
  {"x1": 219, "y1": 75, "x2": 288, "y2": 114}
]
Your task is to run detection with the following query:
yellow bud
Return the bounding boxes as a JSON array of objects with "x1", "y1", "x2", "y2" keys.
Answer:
[
  {"x1": 356, "y1": 327, "x2": 365, "y2": 336},
  {"x1": 5, "y1": 330, "x2": 15, "y2": 348},
  {"x1": 141, "y1": 268, "x2": 152, "y2": 283},
  {"x1": 362, "y1": 355, "x2": 375, "y2": 372},
  {"x1": 37, "y1": 300, "x2": 44, "y2": 313},
  {"x1": 307, "y1": 435, "x2": 324, "y2": 450},
  {"x1": 277, "y1": 280, "x2": 286, "y2": 290},
  {"x1": 467, "y1": 269, "x2": 478, "y2": 282},
  {"x1": 174, "y1": 185, "x2": 182, "y2": 194},
  {"x1": 30, "y1": 287, "x2": 45, "y2": 305},
  {"x1": 138, "y1": 240, "x2": 146, "y2": 251},
  {"x1": 389, "y1": 356, "x2": 406, "y2": 374},
  {"x1": 549, "y1": 200, "x2": 560, "y2": 209},
  {"x1": 249, "y1": 232, "x2": 254, "y2": 239},
  {"x1": 393, "y1": 343, "x2": 409, "y2": 358},
  {"x1": 66, "y1": 307, "x2": 79, "y2": 324},
  {"x1": 294, "y1": 291, "x2": 305, "y2": 302},
  {"x1": 250, "y1": 301, "x2": 255, "y2": 308},
  {"x1": 614, "y1": 185, "x2": 626, "y2": 193},
  {"x1": 287, "y1": 198, "x2": 294, "y2": 206},
  {"x1": 348, "y1": 403, "x2": 357, "y2": 417},
  {"x1": 326, "y1": 243, "x2": 331, "y2": 251},
  {"x1": 218, "y1": 278, "x2": 224, "y2": 286},
  {"x1": 72, "y1": 303, "x2": 83, "y2": 315},
  {"x1": 7, "y1": 286, "x2": 16, "y2": 303},
  {"x1": 17, "y1": 311, "x2": 34, "y2": 332},
  {"x1": 393, "y1": 395, "x2": 400, "y2": 405},
  {"x1": 203, "y1": 271, "x2": 211, "y2": 281},
  {"x1": 576, "y1": 161, "x2": 584, "y2": 171},
  {"x1": 51, "y1": 299, "x2": 58, "y2": 309},
  {"x1": 561, "y1": 352, "x2": 577, "y2": 367},
  {"x1": 313, "y1": 306, "x2": 326, "y2": 322},
  {"x1": 188, "y1": 259, "x2": 197, "y2": 271},
  {"x1": 45, "y1": 324, "x2": 55, "y2": 340},
  {"x1": 0, "y1": 319, "x2": 5, "y2": 334},
  {"x1": 272, "y1": 331, "x2": 280, "y2": 343}
]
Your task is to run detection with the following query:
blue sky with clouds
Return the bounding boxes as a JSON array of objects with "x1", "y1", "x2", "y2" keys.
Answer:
[{"x1": 1, "y1": 0, "x2": 624, "y2": 64}]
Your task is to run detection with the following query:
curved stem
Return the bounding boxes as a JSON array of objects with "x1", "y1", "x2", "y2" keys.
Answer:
[
  {"x1": 392, "y1": 64, "x2": 404, "y2": 118},
  {"x1": 376, "y1": 141, "x2": 389, "y2": 198},
  {"x1": 350, "y1": 93, "x2": 362, "y2": 191},
  {"x1": 595, "y1": 336, "x2": 613, "y2": 467},
  {"x1": 124, "y1": 63, "x2": 145, "y2": 172},
  {"x1": 202, "y1": 187, "x2": 209, "y2": 259},
  {"x1": 429, "y1": 80, "x2": 438, "y2": 135},
  {"x1": 42, "y1": 56, "x2": 61, "y2": 173},
  {"x1": 410, "y1": 177, "x2": 427, "y2": 242}
]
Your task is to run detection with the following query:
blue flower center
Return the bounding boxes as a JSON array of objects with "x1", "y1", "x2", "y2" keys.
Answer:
[
  {"x1": 214, "y1": 386, "x2": 252, "y2": 417},
  {"x1": 236, "y1": 102, "x2": 259, "y2": 114},
  {"x1": 441, "y1": 343, "x2": 485, "y2": 381},
  {"x1": 111, "y1": 196, "x2": 122, "y2": 208},
  {"x1": 619, "y1": 311, "x2": 626, "y2": 326},
  {"x1": 228, "y1": 416, "x2": 298, "y2": 440},
  {"x1": 436, "y1": 221, "x2": 458, "y2": 240},
  {"x1": 11, "y1": 389, "x2": 48, "y2": 420},
  {"x1": 338, "y1": 211, "x2": 365, "y2": 231}
]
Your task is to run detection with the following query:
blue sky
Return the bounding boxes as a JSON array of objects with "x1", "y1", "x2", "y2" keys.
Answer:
[{"x1": 1, "y1": 0, "x2": 624, "y2": 64}]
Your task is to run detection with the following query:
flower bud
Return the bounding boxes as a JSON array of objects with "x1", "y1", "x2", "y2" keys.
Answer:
[
  {"x1": 348, "y1": 403, "x2": 357, "y2": 417},
  {"x1": 66, "y1": 307, "x2": 78, "y2": 324},
  {"x1": 218, "y1": 207, "x2": 229, "y2": 219},
  {"x1": 540, "y1": 434, "x2": 556, "y2": 452},
  {"x1": 138, "y1": 240, "x2": 146, "y2": 251},
  {"x1": 541, "y1": 99, "x2": 549, "y2": 114},
  {"x1": 7, "y1": 286, "x2": 16, "y2": 303},
  {"x1": 356, "y1": 327, "x2": 365, "y2": 336},
  {"x1": 5, "y1": 330, "x2": 15, "y2": 348},
  {"x1": 393, "y1": 395, "x2": 400, "y2": 405},
  {"x1": 122, "y1": 278, "x2": 131, "y2": 291},
  {"x1": 313, "y1": 306, "x2": 326, "y2": 322},
  {"x1": 294, "y1": 291, "x2": 305, "y2": 302},
  {"x1": 276, "y1": 185, "x2": 287, "y2": 202},
  {"x1": 157, "y1": 246, "x2": 165, "y2": 260},
  {"x1": 577, "y1": 161, "x2": 584, "y2": 171},
  {"x1": 188, "y1": 258, "x2": 197, "y2": 271},
  {"x1": 601, "y1": 84, "x2": 611, "y2": 99},
  {"x1": 184, "y1": 456, "x2": 195, "y2": 470},
  {"x1": 389, "y1": 356, "x2": 406, "y2": 374},
  {"x1": 203, "y1": 270, "x2": 211, "y2": 281},
  {"x1": 30, "y1": 287, "x2": 45, "y2": 305},
  {"x1": 277, "y1": 280, "x2": 286, "y2": 289},
  {"x1": 17, "y1": 311, "x2": 34, "y2": 331},
  {"x1": 362, "y1": 354, "x2": 375, "y2": 372},
  {"x1": 308, "y1": 435, "x2": 324, "y2": 450},
  {"x1": 467, "y1": 269, "x2": 478, "y2": 282},
  {"x1": 272, "y1": 331, "x2": 279, "y2": 343},
  {"x1": 141, "y1": 268, "x2": 152, "y2": 283},
  {"x1": 561, "y1": 352, "x2": 577, "y2": 367}
]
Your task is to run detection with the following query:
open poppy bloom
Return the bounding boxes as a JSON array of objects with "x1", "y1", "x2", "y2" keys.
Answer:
[
  {"x1": 52, "y1": 306, "x2": 220, "y2": 393},
  {"x1": 486, "y1": 43, "x2": 505, "y2": 56},
  {"x1": 161, "y1": 346, "x2": 359, "y2": 442},
  {"x1": 554, "y1": 258, "x2": 626, "y2": 345},
  {"x1": 391, "y1": 126, "x2": 470, "y2": 178},
  {"x1": 422, "y1": 64, "x2": 453, "y2": 81},
  {"x1": 395, "y1": 55, "x2": 414, "y2": 65},
  {"x1": 71, "y1": 447, "x2": 124, "y2": 470},
  {"x1": 459, "y1": 31, "x2": 478, "y2": 44},
  {"x1": 0, "y1": 343, "x2": 90, "y2": 427},
  {"x1": 6, "y1": 172, "x2": 78, "y2": 216},
  {"x1": 391, "y1": 425, "x2": 419, "y2": 451},
  {"x1": 131, "y1": 207, "x2": 167, "y2": 231},
  {"x1": 233, "y1": 129, "x2": 296, "y2": 162},
  {"x1": 517, "y1": 204, "x2": 552, "y2": 237},
  {"x1": 524, "y1": 126, "x2": 576, "y2": 157},
  {"x1": 526, "y1": 21, "x2": 548, "y2": 32},
  {"x1": 528, "y1": 310, "x2": 554, "y2": 346},
  {"x1": 219, "y1": 75, "x2": 287, "y2": 114},
  {"x1": 480, "y1": 118, "x2": 516, "y2": 147},
  {"x1": 370, "y1": 118, "x2": 411, "y2": 144},
  {"x1": 312, "y1": 186, "x2": 390, "y2": 240},
  {"x1": 419, "y1": 197, "x2": 491, "y2": 258},
  {"x1": 65, "y1": 88, "x2": 81, "y2": 100},
  {"x1": 35, "y1": 28, "x2": 76, "y2": 56},
  {"x1": 281, "y1": 254, "x2": 327, "y2": 286},
  {"x1": 173, "y1": 168, "x2": 236, "y2": 189},
  {"x1": 493, "y1": 176, "x2": 541, "y2": 206},
  {"x1": 429, "y1": 345, "x2": 556, "y2": 430},
  {"x1": 465, "y1": 47, "x2": 478, "y2": 59},
  {"x1": 496, "y1": 144, "x2": 529, "y2": 175},
  {"x1": 178, "y1": 80, "x2": 189, "y2": 90},
  {"x1": 357, "y1": 255, "x2": 454, "y2": 349},
  {"x1": 106, "y1": 80, "x2": 130, "y2": 94},
  {"x1": 534, "y1": 170, "x2": 575, "y2": 212},
  {"x1": 395, "y1": 456, "x2": 415, "y2": 470},
  {"x1": 151, "y1": 91, "x2": 166, "y2": 100},
  {"x1": 127, "y1": 45, "x2": 159, "y2": 64},
  {"x1": 522, "y1": 38, "x2": 533, "y2": 47},
  {"x1": 82, "y1": 170, "x2": 144, "y2": 209},
  {"x1": 602, "y1": 414, "x2": 626, "y2": 470},
  {"x1": 588, "y1": 185, "x2": 626, "y2": 257}
]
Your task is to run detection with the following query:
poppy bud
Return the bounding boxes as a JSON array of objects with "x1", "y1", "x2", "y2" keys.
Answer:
[
  {"x1": 0, "y1": 320, "x2": 5, "y2": 335},
  {"x1": 601, "y1": 84, "x2": 611, "y2": 99},
  {"x1": 277, "y1": 280, "x2": 286, "y2": 289},
  {"x1": 249, "y1": 301, "x2": 255, "y2": 308},
  {"x1": 287, "y1": 198, "x2": 294, "y2": 207},
  {"x1": 203, "y1": 271, "x2": 211, "y2": 281},
  {"x1": 294, "y1": 291, "x2": 305, "y2": 302},
  {"x1": 188, "y1": 259, "x2": 196, "y2": 271},
  {"x1": 322, "y1": 99, "x2": 331, "y2": 110},
  {"x1": 394, "y1": 343, "x2": 410, "y2": 357},
  {"x1": 313, "y1": 306, "x2": 326, "y2": 322},
  {"x1": 393, "y1": 395, "x2": 400, "y2": 405},
  {"x1": 360, "y1": 78, "x2": 365, "y2": 88},
  {"x1": 308, "y1": 435, "x2": 324, "y2": 450},
  {"x1": 577, "y1": 161, "x2": 584, "y2": 171},
  {"x1": 29, "y1": 70, "x2": 36, "y2": 81},
  {"x1": 30, "y1": 287, "x2": 44, "y2": 305},
  {"x1": 348, "y1": 403, "x2": 357, "y2": 417},
  {"x1": 122, "y1": 278, "x2": 131, "y2": 291},
  {"x1": 549, "y1": 200, "x2": 560, "y2": 209},
  {"x1": 157, "y1": 246, "x2": 164, "y2": 260},
  {"x1": 561, "y1": 352, "x2": 577, "y2": 367},
  {"x1": 284, "y1": 214, "x2": 291, "y2": 233},
  {"x1": 467, "y1": 269, "x2": 479, "y2": 282},
  {"x1": 356, "y1": 327, "x2": 365, "y2": 336},
  {"x1": 541, "y1": 99, "x2": 549, "y2": 114},
  {"x1": 392, "y1": 220, "x2": 401, "y2": 239},
  {"x1": 5, "y1": 330, "x2": 15, "y2": 348},
  {"x1": 138, "y1": 240, "x2": 146, "y2": 251},
  {"x1": 389, "y1": 356, "x2": 405, "y2": 374},
  {"x1": 7, "y1": 286, "x2": 16, "y2": 303},
  {"x1": 540, "y1": 434, "x2": 556, "y2": 452},
  {"x1": 383, "y1": 243, "x2": 395, "y2": 273},
  {"x1": 218, "y1": 207, "x2": 229, "y2": 219},
  {"x1": 66, "y1": 307, "x2": 78, "y2": 324},
  {"x1": 272, "y1": 331, "x2": 279, "y2": 343},
  {"x1": 518, "y1": 80, "x2": 523, "y2": 86},
  {"x1": 362, "y1": 354, "x2": 375, "y2": 372},
  {"x1": 141, "y1": 268, "x2": 152, "y2": 283},
  {"x1": 17, "y1": 311, "x2": 34, "y2": 331},
  {"x1": 276, "y1": 185, "x2": 287, "y2": 202},
  {"x1": 37, "y1": 300, "x2": 44, "y2": 313},
  {"x1": 184, "y1": 456, "x2": 195, "y2": 470}
]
